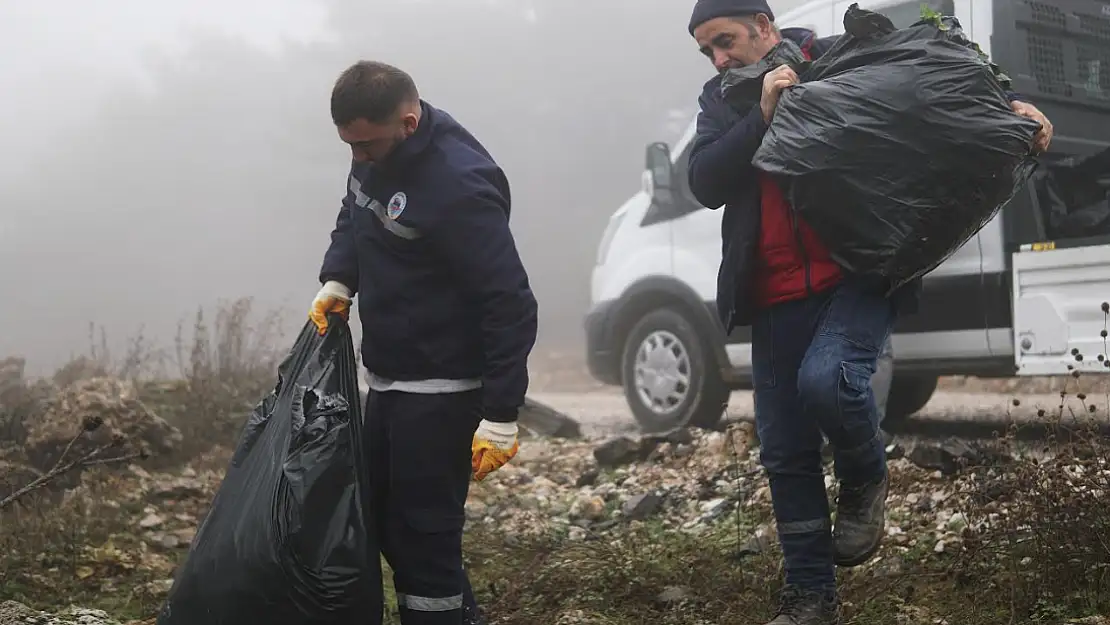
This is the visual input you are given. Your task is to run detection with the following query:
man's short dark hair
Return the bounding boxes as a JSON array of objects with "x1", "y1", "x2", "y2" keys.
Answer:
[{"x1": 330, "y1": 60, "x2": 419, "y2": 126}]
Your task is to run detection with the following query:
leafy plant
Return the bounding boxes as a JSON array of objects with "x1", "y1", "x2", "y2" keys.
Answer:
[{"x1": 920, "y1": 4, "x2": 1013, "y2": 87}]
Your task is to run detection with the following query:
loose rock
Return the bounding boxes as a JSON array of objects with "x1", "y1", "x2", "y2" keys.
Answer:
[
  {"x1": 622, "y1": 492, "x2": 663, "y2": 520},
  {"x1": 592, "y1": 437, "x2": 638, "y2": 467},
  {"x1": 907, "y1": 438, "x2": 983, "y2": 475},
  {"x1": 23, "y1": 378, "x2": 183, "y2": 471}
]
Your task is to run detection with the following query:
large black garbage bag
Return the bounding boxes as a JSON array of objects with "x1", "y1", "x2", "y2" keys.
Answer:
[
  {"x1": 1030, "y1": 146, "x2": 1110, "y2": 239},
  {"x1": 157, "y1": 316, "x2": 380, "y2": 625},
  {"x1": 725, "y1": 4, "x2": 1042, "y2": 290}
]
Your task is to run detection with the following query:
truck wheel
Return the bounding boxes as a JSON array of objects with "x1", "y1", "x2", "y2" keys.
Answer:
[
  {"x1": 882, "y1": 375, "x2": 939, "y2": 431},
  {"x1": 620, "y1": 308, "x2": 730, "y2": 434}
]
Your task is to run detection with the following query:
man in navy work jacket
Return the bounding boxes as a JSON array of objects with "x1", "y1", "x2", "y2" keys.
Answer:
[
  {"x1": 686, "y1": 1, "x2": 1054, "y2": 623},
  {"x1": 309, "y1": 60, "x2": 539, "y2": 625}
]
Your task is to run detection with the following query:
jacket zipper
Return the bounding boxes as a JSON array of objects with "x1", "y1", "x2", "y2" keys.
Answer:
[{"x1": 789, "y1": 208, "x2": 814, "y2": 296}]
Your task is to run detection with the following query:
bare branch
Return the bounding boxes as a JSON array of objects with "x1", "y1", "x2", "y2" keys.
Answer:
[{"x1": 0, "y1": 426, "x2": 141, "y2": 510}]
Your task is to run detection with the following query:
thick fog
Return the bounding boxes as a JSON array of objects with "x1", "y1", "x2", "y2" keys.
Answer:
[{"x1": 0, "y1": 0, "x2": 808, "y2": 375}]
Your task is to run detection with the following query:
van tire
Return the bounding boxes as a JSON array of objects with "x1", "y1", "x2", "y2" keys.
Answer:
[
  {"x1": 620, "y1": 308, "x2": 729, "y2": 434},
  {"x1": 882, "y1": 375, "x2": 939, "y2": 431}
]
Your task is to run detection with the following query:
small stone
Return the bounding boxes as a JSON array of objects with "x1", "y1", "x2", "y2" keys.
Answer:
[
  {"x1": 753, "y1": 486, "x2": 771, "y2": 503},
  {"x1": 656, "y1": 585, "x2": 691, "y2": 605},
  {"x1": 147, "y1": 578, "x2": 175, "y2": 595},
  {"x1": 698, "y1": 498, "x2": 732, "y2": 523},
  {"x1": 704, "y1": 433, "x2": 728, "y2": 459},
  {"x1": 872, "y1": 556, "x2": 905, "y2": 577},
  {"x1": 575, "y1": 469, "x2": 599, "y2": 488},
  {"x1": 570, "y1": 495, "x2": 607, "y2": 522},
  {"x1": 946, "y1": 512, "x2": 969, "y2": 532},
  {"x1": 907, "y1": 438, "x2": 984, "y2": 475},
  {"x1": 593, "y1": 437, "x2": 655, "y2": 468},
  {"x1": 622, "y1": 492, "x2": 663, "y2": 520},
  {"x1": 139, "y1": 513, "x2": 165, "y2": 529},
  {"x1": 934, "y1": 540, "x2": 946, "y2": 554},
  {"x1": 735, "y1": 527, "x2": 775, "y2": 558}
]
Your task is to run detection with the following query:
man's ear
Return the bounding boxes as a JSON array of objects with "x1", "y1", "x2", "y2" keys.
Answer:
[
  {"x1": 755, "y1": 13, "x2": 774, "y2": 37},
  {"x1": 401, "y1": 112, "x2": 419, "y2": 137}
]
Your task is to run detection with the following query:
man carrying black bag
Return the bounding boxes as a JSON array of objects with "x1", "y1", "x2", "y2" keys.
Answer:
[
  {"x1": 685, "y1": 2, "x2": 1053, "y2": 623},
  {"x1": 309, "y1": 60, "x2": 539, "y2": 625}
]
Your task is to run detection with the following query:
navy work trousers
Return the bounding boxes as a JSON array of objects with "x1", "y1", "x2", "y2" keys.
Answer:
[
  {"x1": 365, "y1": 388, "x2": 484, "y2": 625},
  {"x1": 751, "y1": 275, "x2": 894, "y2": 593}
]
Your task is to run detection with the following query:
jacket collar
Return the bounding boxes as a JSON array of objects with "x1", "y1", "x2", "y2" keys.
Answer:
[{"x1": 781, "y1": 27, "x2": 817, "y2": 50}]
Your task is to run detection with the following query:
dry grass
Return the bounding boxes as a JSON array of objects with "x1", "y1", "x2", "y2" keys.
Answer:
[
  {"x1": 153, "y1": 297, "x2": 288, "y2": 459},
  {"x1": 0, "y1": 469, "x2": 180, "y2": 620},
  {"x1": 952, "y1": 395, "x2": 1110, "y2": 620},
  {"x1": 0, "y1": 297, "x2": 290, "y2": 620}
]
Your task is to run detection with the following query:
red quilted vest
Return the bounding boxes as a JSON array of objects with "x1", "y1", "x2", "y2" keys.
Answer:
[{"x1": 752, "y1": 40, "x2": 843, "y2": 308}]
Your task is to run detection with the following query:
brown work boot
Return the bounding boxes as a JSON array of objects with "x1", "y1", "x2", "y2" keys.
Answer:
[
  {"x1": 764, "y1": 585, "x2": 840, "y2": 625},
  {"x1": 832, "y1": 472, "x2": 889, "y2": 567}
]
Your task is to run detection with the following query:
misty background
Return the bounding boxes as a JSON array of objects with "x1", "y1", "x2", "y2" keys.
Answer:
[{"x1": 0, "y1": 0, "x2": 807, "y2": 375}]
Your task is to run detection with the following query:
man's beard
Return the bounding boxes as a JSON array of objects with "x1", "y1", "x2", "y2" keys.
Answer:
[{"x1": 377, "y1": 130, "x2": 409, "y2": 163}]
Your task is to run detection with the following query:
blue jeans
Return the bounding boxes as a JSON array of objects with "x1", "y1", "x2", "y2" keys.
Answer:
[{"x1": 751, "y1": 275, "x2": 895, "y2": 593}]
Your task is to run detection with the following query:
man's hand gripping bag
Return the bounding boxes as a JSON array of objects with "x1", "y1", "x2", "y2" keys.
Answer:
[{"x1": 156, "y1": 315, "x2": 381, "y2": 625}]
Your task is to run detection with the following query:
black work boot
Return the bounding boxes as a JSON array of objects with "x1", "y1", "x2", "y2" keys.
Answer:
[
  {"x1": 832, "y1": 472, "x2": 889, "y2": 567},
  {"x1": 764, "y1": 585, "x2": 840, "y2": 625}
]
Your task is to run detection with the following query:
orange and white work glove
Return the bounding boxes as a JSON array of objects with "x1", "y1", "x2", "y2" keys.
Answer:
[
  {"x1": 309, "y1": 281, "x2": 351, "y2": 335},
  {"x1": 471, "y1": 419, "x2": 519, "y2": 481}
]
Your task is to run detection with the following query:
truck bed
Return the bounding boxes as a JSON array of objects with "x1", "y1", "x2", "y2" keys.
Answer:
[{"x1": 992, "y1": 0, "x2": 1110, "y2": 158}]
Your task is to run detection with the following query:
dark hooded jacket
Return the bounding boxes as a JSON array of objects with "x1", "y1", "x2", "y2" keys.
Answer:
[{"x1": 319, "y1": 100, "x2": 538, "y2": 422}]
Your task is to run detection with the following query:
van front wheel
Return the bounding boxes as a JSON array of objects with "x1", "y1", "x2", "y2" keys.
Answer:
[{"x1": 620, "y1": 308, "x2": 729, "y2": 434}]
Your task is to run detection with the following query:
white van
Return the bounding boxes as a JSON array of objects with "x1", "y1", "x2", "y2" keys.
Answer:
[{"x1": 584, "y1": 0, "x2": 1110, "y2": 434}]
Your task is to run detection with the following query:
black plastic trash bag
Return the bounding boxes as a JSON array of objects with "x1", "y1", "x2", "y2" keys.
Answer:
[
  {"x1": 157, "y1": 315, "x2": 381, "y2": 625},
  {"x1": 720, "y1": 38, "x2": 810, "y2": 109},
  {"x1": 725, "y1": 4, "x2": 1042, "y2": 290},
  {"x1": 1030, "y1": 145, "x2": 1110, "y2": 239}
]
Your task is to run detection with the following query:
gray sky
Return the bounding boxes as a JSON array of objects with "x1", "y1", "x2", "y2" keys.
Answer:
[
  {"x1": 0, "y1": 0, "x2": 808, "y2": 375},
  {"x1": 0, "y1": 0, "x2": 327, "y2": 174}
]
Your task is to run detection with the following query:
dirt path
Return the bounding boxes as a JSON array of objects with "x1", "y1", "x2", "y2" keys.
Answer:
[{"x1": 528, "y1": 388, "x2": 1108, "y2": 440}]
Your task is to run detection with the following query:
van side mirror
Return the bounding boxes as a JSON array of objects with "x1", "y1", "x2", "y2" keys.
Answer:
[
  {"x1": 641, "y1": 141, "x2": 683, "y2": 225},
  {"x1": 645, "y1": 142, "x2": 674, "y2": 196}
]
